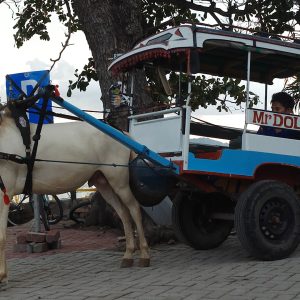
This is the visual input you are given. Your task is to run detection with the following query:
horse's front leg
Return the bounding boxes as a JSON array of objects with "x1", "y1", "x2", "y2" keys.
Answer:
[{"x1": 0, "y1": 193, "x2": 10, "y2": 283}]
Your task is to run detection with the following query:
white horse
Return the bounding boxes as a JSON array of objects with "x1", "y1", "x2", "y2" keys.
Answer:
[{"x1": 0, "y1": 107, "x2": 150, "y2": 283}]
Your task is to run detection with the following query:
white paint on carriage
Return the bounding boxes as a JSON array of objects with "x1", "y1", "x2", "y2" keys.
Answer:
[
  {"x1": 129, "y1": 107, "x2": 184, "y2": 154},
  {"x1": 242, "y1": 133, "x2": 300, "y2": 157}
]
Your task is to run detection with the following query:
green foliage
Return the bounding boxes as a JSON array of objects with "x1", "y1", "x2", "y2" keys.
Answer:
[
  {"x1": 13, "y1": 0, "x2": 80, "y2": 48},
  {"x1": 146, "y1": 70, "x2": 259, "y2": 112},
  {"x1": 5, "y1": 0, "x2": 300, "y2": 110},
  {"x1": 189, "y1": 76, "x2": 258, "y2": 112},
  {"x1": 235, "y1": 0, "x2": 297, "y2": 35},
  {"x1": 141, "y1": 0, "x2": 198, "y2": 33},
  {"x1": 284, "y1": 74, "x2": 300, "y2": 102},
  {"x1": 67, "y1": 57, "x2": 98, "y2": 97}
]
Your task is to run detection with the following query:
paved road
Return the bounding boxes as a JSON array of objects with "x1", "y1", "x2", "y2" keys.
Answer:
[{"x1": 2, "y1": 235, "x2": 300, "y2": 300}]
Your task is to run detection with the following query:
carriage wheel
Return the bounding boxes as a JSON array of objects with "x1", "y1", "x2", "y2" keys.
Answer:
[
  {"x1": 235, "y1": 180, "x2": 300, "y2": 260},
  {"x1": 45, "y1": 195, "x2": 64, "y2": 225},
  {"x1": 39, "y1": 196, "x2": 50, "y2": 231},
  {"x1": 172, "y1": 191, "x2": 234, "y2": 249},
  {"x1": 8, "y1": 201, "x2": 33, "y2": 226}
]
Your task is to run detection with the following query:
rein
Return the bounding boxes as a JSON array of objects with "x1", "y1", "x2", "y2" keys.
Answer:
[
  {"x1": 28, "y1": 107, "x2": 83, "y2": 121},
  {"x1": 0, "y1": 93, "x2": 50, "y2": 198},
  {"x1": 0, "y1": 84, "x2": 158, "y2": 203},
  {"x1": 23, "y1": 95, "x2": 50, "y2": 196},
  {"x1": 0, "y1": 152, "x2": 170, "y2": 171}
]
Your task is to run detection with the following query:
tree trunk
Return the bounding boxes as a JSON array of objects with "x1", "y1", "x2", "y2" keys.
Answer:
[
  {"x1": 70, "y1": 1, "x2": 172, "y2": 243},
  {"x1": 72, "y1": 0, "x2": 152, "y2": 116}
]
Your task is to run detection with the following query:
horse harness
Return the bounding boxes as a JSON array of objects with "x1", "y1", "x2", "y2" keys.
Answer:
[{"x1": 0, "y1": 87, "x2": 54, "y2": 204}]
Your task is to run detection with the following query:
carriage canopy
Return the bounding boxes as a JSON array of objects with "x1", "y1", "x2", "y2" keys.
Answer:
[{"x1": 109, "y1": 24, "x2": 300, "y2": 84}]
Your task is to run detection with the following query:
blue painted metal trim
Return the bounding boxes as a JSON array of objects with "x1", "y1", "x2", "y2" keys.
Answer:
[
  {"x1": 51, "y1": 96, "x2": 179, "y2": 173},
  {"x1": 187, "y1": 149, "x2": 300, "y2": 177}
]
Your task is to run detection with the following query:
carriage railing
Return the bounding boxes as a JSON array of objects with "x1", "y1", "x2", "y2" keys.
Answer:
[
  {"x1": 128, "y1": 106, "x2": 192, "y2": 170},
  {"x1": 129, "y1": 107, "x2": 184, "y2": 154}
]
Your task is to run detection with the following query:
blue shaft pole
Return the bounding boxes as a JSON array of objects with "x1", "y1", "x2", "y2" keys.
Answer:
[{"x1": 51, "y1": 96, "x2": 179, "y2": 173}]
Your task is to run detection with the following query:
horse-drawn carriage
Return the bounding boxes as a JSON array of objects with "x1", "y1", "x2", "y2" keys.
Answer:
[
  {"x1": 1, "y1": 22, "x2": 300, "y2": 283},
  {"x1": 108, "y1": 23, "x2": 300, "y2": 261}
]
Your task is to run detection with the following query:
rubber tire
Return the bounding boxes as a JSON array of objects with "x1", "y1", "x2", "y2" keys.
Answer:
[
  {"x1": 8, "y1": 195, "x2": 33, "y2": 226},
  {"x1": 8, "y1": 202, "x2": 34, "y2": 226},
  {"x1": 172, "y1": 191, "x2": 189, "y2": 244},
  {"x1": 235, "y1": 180, "x2": 300, "y2": 261},
  {"x1": 172, "y1": 191, "x2": 233, "y2": 249},
  {"x1": 46, "y1": 195, "x2": 64, "y2": 225}
]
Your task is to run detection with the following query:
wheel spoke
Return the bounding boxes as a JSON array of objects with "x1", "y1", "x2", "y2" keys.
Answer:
[{"x1": 259, "y1": 197, "x2": 294, "y2": 241}]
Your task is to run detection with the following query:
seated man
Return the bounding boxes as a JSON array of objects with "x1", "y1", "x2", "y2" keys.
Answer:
[{"x1": 257, "y1": 92, "x2": 298, "y2": 139}]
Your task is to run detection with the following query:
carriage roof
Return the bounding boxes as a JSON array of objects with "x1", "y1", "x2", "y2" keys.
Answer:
[{"x1": 108, "y1": 24, "x2": 300, "y2": 84}]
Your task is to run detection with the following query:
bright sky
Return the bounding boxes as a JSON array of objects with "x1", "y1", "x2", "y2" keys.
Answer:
[
  {"x1": 0, "y1": 4, "x2": 285, "y2": 128},
  {"x1": 0, "y1": 5, "x2": 102, "y2": 120}
]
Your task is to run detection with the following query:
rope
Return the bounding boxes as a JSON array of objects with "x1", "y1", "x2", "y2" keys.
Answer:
[
  {"x1": 33, "y1": 157, "x2": 172, "y2": 170},
  {"x1": 0, "y1": 151, "x2": 170, "y2": 170},
  {"x1": 34, "y1": 158, "x2": 129, "y2": 168},
  {"x1": 51, "y1": 105, "x2": 105, "y2": 114},
  {"x1": 27, "y1": 109, "x2": 84, "y2": 121}
]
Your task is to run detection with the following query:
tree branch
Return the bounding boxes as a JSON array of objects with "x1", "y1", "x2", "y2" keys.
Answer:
[
  {"x1": 2, "y1": 0, "x2": 21, "y2": 17},
  {"x1": 49, "y1": 0, "x2": 73, "y2": 71},
  {"x1": 153, "y1": 0, "x2": 231, "y2": 18},
  {"x1": 152, "y1": 0, "x2": 264, "y2": 20},
  {"x1": 209, "y1": 10, "x2": 226, "y2": 29}
]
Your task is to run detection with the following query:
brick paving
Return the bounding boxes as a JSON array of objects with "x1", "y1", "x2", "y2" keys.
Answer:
[
  {"x1": 3, "y1": 222, "x2": 300, "y2": 299},
  {"x1": 6, "y1": 220, "x2": 121, "y2": 259}
]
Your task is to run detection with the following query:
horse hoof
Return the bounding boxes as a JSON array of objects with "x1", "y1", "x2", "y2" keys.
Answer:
[
  {"x1": 0, "y1": 281, "x2": 8, "y2": 291},
  {"x1": 138, "y1": 258, "x2": 150, "y2": 267},
  {"x1": 120, "y1": 258, "x2": 134, "y2": 268}
]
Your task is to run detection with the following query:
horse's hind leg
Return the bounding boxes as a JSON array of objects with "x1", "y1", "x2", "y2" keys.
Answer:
[
  {"x1": 0, "y1": 195, "x2": 10, "y2": 283},
  {"x1": 91, "y1": 174, "x2": 135, "y2": 267},
  {"x1": 115, "y1": 186, "x2": 150, "y2": 267}
]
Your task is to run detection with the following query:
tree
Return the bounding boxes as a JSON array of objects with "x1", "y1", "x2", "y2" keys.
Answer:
[
  {"x1": 2, "y1": 0, "x2": 299, "y2": 240},
  {"x1": 2, "y1": 0, "x2": 300, "y2": 115}
]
